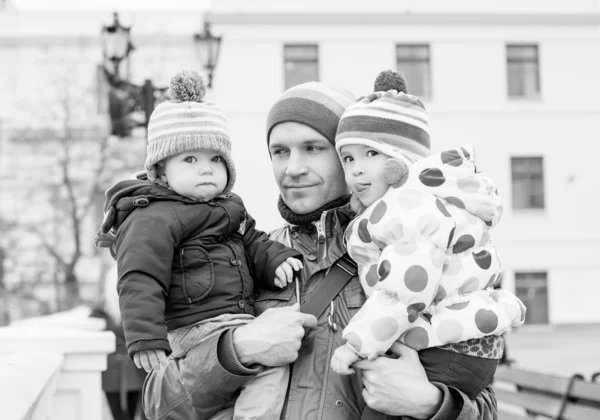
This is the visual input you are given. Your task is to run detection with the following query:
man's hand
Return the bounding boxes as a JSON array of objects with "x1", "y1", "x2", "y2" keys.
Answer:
[
  {"x1": 331, "y1": 344, "x2": 360, "y2": 375},
  {"x1": 274, "y1": 257, "x2": 303, "y2": 288},
  {"x1": 232, "y1": 303, "x2": 317, "y2": 367},
  {"x1": 133, "y1": 349, "x2": 168, "y2": 373},
  {"x1": 354, "y1": 342, "x2": 443, "y2": 419}
]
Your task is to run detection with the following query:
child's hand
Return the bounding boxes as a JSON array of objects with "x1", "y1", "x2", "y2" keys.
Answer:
[
  {"x1": 133, "y1": 349, "x2": 168, "y2": 373},
  {"x1": 331, "y1": 344, "x2": 360, "y2": 375},
  {"x1": 274, "y1": 257, "x2": 303, "y2": 288}
]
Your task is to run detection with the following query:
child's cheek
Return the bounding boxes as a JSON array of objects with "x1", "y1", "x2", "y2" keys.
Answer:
[{"x1": 344, "y1": 168, "x2": 354, "y2": 187}]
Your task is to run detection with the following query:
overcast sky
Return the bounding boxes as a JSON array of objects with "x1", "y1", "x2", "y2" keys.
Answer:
[{"x1": 12, "y1": 0, "x2": 210, "y2": 10}]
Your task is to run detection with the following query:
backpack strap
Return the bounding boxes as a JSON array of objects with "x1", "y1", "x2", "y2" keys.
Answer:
[{"x1": 300, "y1": 254, "x2": 358, "y2": 319}]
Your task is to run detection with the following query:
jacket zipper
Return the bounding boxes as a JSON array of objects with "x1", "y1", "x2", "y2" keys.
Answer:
[
  {"x1": 315, "y1": 211, "x2": 327, "y2": 261},
  {"x1": 216, "y1": 201, "x2": 246, "y2": 303},
  {"x1": 179, "y1": 248, "x2": 192, "y2": 304}
]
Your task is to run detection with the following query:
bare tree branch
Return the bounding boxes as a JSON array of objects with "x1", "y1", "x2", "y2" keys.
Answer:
[
  {"x1": 20, "y1": 223, "x2": 68, "y2": 269},
  {"x1": 5, "y1": 56, "x2": 118, "y2": 310},
  {"x1": 80, "y1": 134, "x2": 110, "y2": 218},
  {"x1": 58, "y1": 149, "x2": 82, "y2": 283},
  {"x1": 2, "y1": 214, "x2": 68, "y2": 270}
]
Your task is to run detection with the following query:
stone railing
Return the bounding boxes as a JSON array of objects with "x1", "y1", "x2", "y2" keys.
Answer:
[{"x1": 0, "y1": 307, "x2": 115, "y2": 420}]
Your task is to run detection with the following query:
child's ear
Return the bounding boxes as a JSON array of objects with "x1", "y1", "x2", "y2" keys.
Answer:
[
  {"x1": 155, "y1": 162, "x2": 168, "y2": 185},
  {"x1": 381, "y1": 158, "x2": 409, "y2": 188}
]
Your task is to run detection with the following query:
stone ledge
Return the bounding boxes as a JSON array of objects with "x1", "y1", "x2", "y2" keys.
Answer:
[
  {"x1": 0, "y1": 326, "x2": 115, "y2": 356},
  {"x1": 0, "y1": 352, "x2": 64, "y2": 420}
]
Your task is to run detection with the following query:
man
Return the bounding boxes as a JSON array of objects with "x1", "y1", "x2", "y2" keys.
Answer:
[{"x1": 142, "y1": 82, "x2": 498, "y2": 420}]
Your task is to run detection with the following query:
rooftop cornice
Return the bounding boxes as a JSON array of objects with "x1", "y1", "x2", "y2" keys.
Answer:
[{"x1": 208, "y1": 12, "x2": 600, "y2": 26}]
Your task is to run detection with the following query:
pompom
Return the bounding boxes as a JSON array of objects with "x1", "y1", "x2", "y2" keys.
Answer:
[
  {"x1": 374, "y1": 70, "x2": 408, "y2": 94},
  {"x1": 169, "y1": 70, "x2": 206, "y2": 102},
  {"x1": 382, "y1": 158, "x2": 409, "y2": 188}
]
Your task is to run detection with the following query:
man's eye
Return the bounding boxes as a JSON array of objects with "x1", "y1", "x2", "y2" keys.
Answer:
[
  {"x1": 271, "y1": 149, "x2": 286, "y2": 156},
  {"x1": 184, "y1": 156, "x2": 197, "y2": 163}
]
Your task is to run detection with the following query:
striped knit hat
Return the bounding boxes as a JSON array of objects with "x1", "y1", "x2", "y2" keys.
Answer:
[
  {"x1": 144, "y1": 70, "x2": 235, "y2": 194},
  {"x1": 335, "y1": 70, "x2": 430, "y2": 164},
  {"x1": 266, "y1": 81, "x2": 355, "y2": 146}
]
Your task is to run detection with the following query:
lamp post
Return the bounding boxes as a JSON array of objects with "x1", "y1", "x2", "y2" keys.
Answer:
[
  {"x1": 100, "y1": 12, "x2": 133, "y2": 79},
  {"x1": 193, "y1": 21, "x2": 222, "y2": 89},
  {"x1": 100, "y1": 12, "x2": 167, "y2": 137}
]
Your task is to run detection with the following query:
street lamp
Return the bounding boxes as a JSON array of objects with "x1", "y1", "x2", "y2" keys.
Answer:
[
  {"x1": 100, "y1": 12, "x2": 133, "y2": 79},
  {"x1": 193, "y1": 21, "x2": 222, "y2": 88},
  {"x1": 100, "y1": 12, "x2": 167, "y2": 137}
]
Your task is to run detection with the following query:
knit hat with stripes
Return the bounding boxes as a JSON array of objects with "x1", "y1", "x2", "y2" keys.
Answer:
[
  {"x1": 266, "y1": 81, "x2": 356, "y2": 146},
  {"x1": 144, "y1": 70, "x2": 235, "y2": 194},
  {"x1": 335, "y1": 70, "x2": 430, "y2": 164}
]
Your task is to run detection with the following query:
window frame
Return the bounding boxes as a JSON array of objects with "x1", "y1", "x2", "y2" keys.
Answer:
[
  {"x1": 283, "y1": 44, "x2": 319, "y2": 90},
  {"x1": 510, "y1": 156, "x2": 545, "y2": 210},
  {"x1": 506, "y1": 44, "x2": 541, "y2": 99},
  {"x1": 514, "y1": 271, "x2": 549, "y2": 324},
  {"x1": 395, "y1": 43, "x2": 432, "y2": 99}
]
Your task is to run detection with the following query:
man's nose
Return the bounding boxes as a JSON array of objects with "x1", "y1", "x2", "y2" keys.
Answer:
[{"x1": 285, "y1": 153, "x2": 308, "y2": 177}]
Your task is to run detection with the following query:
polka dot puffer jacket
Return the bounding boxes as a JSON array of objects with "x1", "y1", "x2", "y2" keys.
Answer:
[{"x1": 342, "y1": 146, "x2": 526, "y2": 360}]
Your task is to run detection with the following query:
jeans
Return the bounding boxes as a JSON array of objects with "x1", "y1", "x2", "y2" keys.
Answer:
[{"x1": 166, "y1": 314, "x2": 289, "y2": 420}]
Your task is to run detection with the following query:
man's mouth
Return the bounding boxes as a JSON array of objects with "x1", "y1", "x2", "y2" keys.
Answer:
[
  {"x1": 285, "y1": 184, "x2": 317, "y2": 189},
  {"x1": 354, "y1": 183, "x2": 371, "y2": 194}
]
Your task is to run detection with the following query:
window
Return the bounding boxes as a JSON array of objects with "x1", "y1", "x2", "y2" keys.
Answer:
[
  {"x1": 511, "y1": 157, "x2": 544, "y2": 209},
  {"x1": 515, "y1": 272, "x2": 548, "y2": 324},
  {"x1": 507, "y1": 45, "x2": 540, "y2": 98},
  {"x1": 396, "y1": 44, "x2": 431, "y2": 98},
  {"x1": 284, "y1": 45, "x2": 318, "y2": 90}
]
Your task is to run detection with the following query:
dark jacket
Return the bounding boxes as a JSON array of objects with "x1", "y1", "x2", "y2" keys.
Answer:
[
  {"x1": 142, "y1": 202, "x2": 499, "y2": 420},
  {"x1": 101, "y1": 179, "x2": 300, "y2": 357}
]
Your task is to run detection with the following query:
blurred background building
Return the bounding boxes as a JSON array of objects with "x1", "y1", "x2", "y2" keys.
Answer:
[{"x1": 1, "y1": 0, "x2": 599, "y2": 326}]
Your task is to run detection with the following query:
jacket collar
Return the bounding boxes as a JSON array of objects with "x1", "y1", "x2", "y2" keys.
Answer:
[{"x1": 277, "y1": 194, "x2": 351, "y2": 226}]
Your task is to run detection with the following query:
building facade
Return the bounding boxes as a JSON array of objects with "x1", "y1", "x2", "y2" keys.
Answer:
[{"x1": 207, "y1": 0, "x2": 600, "y2": 325}]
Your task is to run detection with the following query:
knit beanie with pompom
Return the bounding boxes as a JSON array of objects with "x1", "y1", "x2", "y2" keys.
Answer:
[
  {"x1": 144, "y1": 70, "x2": 235, "y2": 194},
  {"x1": 336, "y1": 69, "x2": 430, "y2": 165},
  {"x1": 336, "y1": 70, "x2": 431, "y2": 213}
]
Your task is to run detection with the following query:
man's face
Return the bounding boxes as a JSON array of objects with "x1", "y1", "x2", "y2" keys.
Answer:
[{"x1": 269, "y1": 122, "x2": 348, "y2": 214}]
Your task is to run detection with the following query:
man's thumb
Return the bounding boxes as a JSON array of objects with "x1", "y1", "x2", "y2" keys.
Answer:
[{"x1": 300, "y1": 313, "x2": 318, "y2": 328}]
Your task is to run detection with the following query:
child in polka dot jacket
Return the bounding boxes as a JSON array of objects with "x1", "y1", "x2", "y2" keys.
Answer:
[{"x1": 330, "y1": 71, "x2": 526, "y2": 399}]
